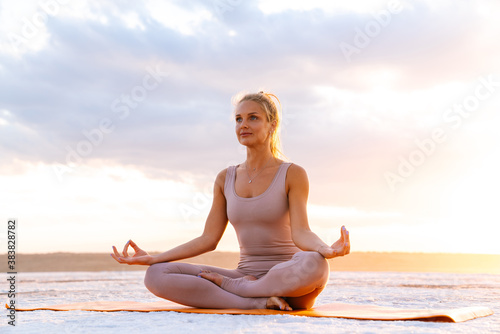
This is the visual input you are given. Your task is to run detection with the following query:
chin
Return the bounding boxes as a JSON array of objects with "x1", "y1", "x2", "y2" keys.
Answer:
[
  {"x1": 238, "y1": 136, "x2": 263, "y2": 147},
  {"x1": 238, "y1": 137, "x2": 251, "y2": 144}
]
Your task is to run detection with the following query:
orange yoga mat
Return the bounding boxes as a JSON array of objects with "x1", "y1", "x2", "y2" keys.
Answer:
[{"x1": 10, "y1": 301, "x2": 493, "y2": 322}]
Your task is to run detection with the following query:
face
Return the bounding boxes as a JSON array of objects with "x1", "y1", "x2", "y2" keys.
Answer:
[{"x1": 235, "y1": 100, "x2": 275, "y2": 148}]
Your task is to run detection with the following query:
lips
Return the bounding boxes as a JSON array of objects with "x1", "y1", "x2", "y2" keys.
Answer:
[{"x1": 240, "y1": 132, "x2": 252, "y2": 136}]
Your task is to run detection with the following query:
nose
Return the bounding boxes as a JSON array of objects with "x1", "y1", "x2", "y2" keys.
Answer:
[{"x1": 240, "y1": 119, "x2": 249, "y2": 128}]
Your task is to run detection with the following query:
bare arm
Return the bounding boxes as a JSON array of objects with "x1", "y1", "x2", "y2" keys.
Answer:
[
  {"x1": 111, "y1": 169, "x2": 230, "y2": 265},
  {"x1": 287, "y1": 164, "x2": 350, "y2": 259}
]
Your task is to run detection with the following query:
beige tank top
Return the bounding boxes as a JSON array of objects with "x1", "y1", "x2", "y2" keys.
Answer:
[{"x1": 224, "y1": 162, "x2": 300, "y2": 277}]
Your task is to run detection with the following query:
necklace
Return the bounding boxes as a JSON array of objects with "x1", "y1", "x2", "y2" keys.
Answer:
[{"x1": 245, "y1": 157, "x2": 273, "y2": 184}]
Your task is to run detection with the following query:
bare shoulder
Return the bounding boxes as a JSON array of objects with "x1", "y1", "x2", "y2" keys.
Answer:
[
  {"x1": 214, "y1": 167, "x2": 229, "y2": 194},
  {"x1": 286, "y1": 163, "x2": 309, "y2": 192},
  {"x1": 287, "y1": 163, "x2": 308, "y2": 180},
  {"x1": 215, "y1": 167, "x2": 229, "y2": 185}
]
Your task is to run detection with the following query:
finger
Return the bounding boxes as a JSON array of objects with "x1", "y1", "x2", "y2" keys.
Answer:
[
  {"x1": 119, "y1": 256, "x2": 138, "y2": 265},
  {"x1": 341, "y1": 226, "x2": 348, "y2": 243},
  {"x1": 112, "y1": 246, "x2": 122, "y2": 258},
  {"x1": 128, "y1": 239, "x2": 141, "y2": 252},
  {"x1": 341, "y1": 226, "x2": 346, "y2": 242},
  {"x1": 344, "y1": 228, "x2": 350, "y2": 255},
  {"x1": 122, "y1": 240, "x2": 131, "y2": 258},
  {"x1": 110, "y1": 251, "x2": 123, "y2": 263}
]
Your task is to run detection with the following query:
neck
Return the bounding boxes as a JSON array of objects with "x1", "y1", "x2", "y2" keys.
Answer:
[{"x1": 245, "y1": 146, "x2": 275, "y2": 169}]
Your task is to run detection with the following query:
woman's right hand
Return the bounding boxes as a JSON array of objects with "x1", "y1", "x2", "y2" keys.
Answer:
[{"x1": 111, "y1": 240, "x2": 154, "y2": 265}]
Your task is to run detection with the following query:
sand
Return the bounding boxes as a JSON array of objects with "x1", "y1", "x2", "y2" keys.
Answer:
[
  {"x1": 2, "y1": 251, "x2": 499, "y2": 274},
  {"x1": 9, "y1": 271, "x2": 500, "y2": 334}
]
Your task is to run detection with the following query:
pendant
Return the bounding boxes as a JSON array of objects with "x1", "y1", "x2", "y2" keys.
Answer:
[{"x1": 248, "y1": 180, "x2": 252, "y2": 183}]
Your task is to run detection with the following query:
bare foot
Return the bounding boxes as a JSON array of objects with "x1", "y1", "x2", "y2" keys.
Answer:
[
  {"x1": 199, "y1": 272, "x2": 290, "y2": 311},
  {"x1": 198, "y1": 271, "x2": 224, "y2": 286},
  {"x1": 199, "y1": 271, "x2": 258, "y2": 287},
  {"x1": 266, "y1": 296, "x2": 292, "y2": 311}
]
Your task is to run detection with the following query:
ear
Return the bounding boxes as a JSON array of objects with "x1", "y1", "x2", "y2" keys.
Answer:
[{"x1": 270, "y1": 120, "x2": 277, "y2": 132}]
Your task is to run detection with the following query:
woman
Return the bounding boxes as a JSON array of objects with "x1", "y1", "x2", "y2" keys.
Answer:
[{"x1": 111, "y1": 91, "x2": 350, "y2": 311}]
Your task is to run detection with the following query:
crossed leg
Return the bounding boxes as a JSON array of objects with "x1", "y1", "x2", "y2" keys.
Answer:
[
  {"x1": 144, "y1": 262, "x2": 290, "y2": 310},
  {"x1": 200, "y1": 251, "x2": 330, "y2": 309}
]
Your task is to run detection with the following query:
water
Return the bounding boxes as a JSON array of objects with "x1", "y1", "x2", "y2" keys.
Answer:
[{"x1": 2, "y1": 271, "x2": 499, "y2": 333}]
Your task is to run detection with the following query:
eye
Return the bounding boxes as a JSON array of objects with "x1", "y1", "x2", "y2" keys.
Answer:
[
  {"x1": 250, "y1": 115, "x2": 258, "y2": 120},
  {"x1": 235, "y1": 117, "x2": 242, "y2": 123}
]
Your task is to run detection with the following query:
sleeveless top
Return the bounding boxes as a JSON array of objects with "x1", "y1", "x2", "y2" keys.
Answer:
[{"x1": 224, "y1": 162, "x2": 301, "y2": 277}]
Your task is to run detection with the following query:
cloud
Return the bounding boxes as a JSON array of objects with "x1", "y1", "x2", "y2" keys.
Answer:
[
  {"x1": 1, "y1": 0, "x2": 499, "y2": 253},
  {"x1": 0, "y1": 0, "x2": 498, "y2": 192}
]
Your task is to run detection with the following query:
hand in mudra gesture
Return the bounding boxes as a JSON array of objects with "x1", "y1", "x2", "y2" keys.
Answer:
[
  {"x1": 111, "y1": 240, "x2": 153, "y2": 265},
  {"x1": 318, "y1": 226, "x2": 350, "y2": 259}
]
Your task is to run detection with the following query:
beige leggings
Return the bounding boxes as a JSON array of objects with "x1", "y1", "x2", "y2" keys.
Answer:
[{"x1": 144, "y1": 251, "x2": 330, "y2": 310}]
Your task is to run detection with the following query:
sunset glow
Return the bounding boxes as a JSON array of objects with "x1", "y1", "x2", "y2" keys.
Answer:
[{"x1": 0, "y1": 0, "x2": 499, "y2": 256}]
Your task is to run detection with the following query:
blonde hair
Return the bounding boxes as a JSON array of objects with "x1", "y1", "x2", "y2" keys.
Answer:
[{"x1": 233, "y1": 91, "x2": 286, "y2": 160}]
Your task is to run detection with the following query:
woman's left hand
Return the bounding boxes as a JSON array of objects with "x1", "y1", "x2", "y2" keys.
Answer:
[
  {"x1": 111, "y1": 240, "x2": 153, "y2": 265},
  {"x1": 318, "y1": 226, "x2": 350, "y2": 259}
]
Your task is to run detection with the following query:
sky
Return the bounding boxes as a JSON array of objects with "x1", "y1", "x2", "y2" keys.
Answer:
[{"x1": 1, "y1": 0, "x2": 499, "y2": 255}]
